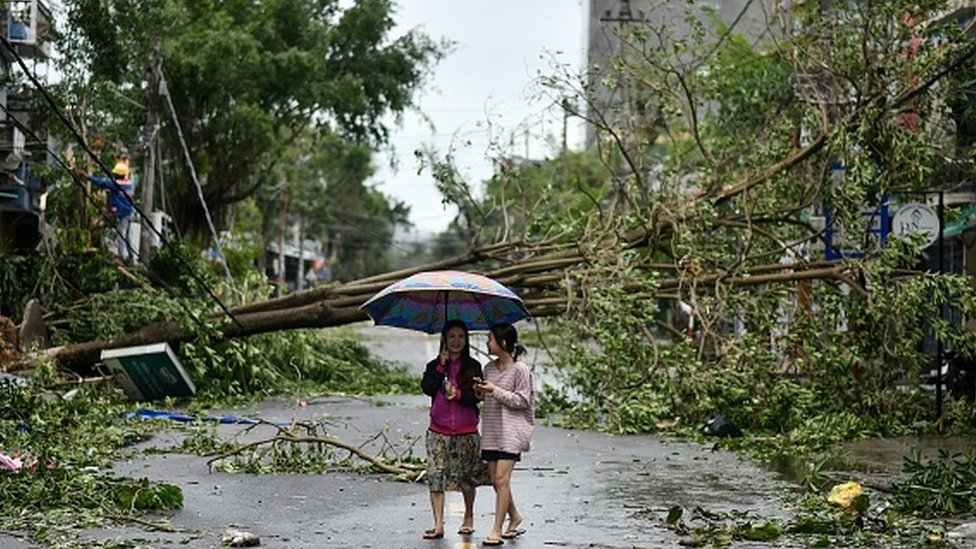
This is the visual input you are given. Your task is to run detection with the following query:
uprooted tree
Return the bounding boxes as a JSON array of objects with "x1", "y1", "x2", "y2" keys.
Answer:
[{"x1": 10, "y1": 1, "x2": 976, "y2": 439}]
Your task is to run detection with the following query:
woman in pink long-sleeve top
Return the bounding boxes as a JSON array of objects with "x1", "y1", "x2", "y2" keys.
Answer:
[
  {"x1": 420, "y1": 319, "x2": 486, "y2": 540},
  {"x1": 474, "y1": 323, "x2": 534, "y2": 546}
]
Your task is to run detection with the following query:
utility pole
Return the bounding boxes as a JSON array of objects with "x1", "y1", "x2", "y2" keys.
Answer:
[
  {"x1": 276, "y1": 181, "x2": 289, "y2": 294},
  {"x1": 139, "y1": 38, "x2": 162, "y2": 262},
  {"x1": 296, "y1": 214, "x2": 305, "y2": 291},
  {"x1": 561, "y1": 97, "x2": 573, "y2": 153}
]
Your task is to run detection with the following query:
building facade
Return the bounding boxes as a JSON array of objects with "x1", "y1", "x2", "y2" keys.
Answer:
[{"x1": 0, "y1": 0, "x2": 53, "y2": 252}]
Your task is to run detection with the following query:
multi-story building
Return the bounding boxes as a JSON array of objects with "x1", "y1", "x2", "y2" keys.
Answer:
[
  {"x1": 584, "y1": 0, "x2": 769, "y2": 148},
  {"x1": 0, "y1": 0, "x2": 53, "y2": 251}
]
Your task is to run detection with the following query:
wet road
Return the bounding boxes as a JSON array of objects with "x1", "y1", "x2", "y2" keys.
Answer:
[
  {"x1": 93, "y1": 394, "x2": 793, "y2": 548},
  {"x1": 68, "y1": 325, "x2": 796, "y2": 548}
]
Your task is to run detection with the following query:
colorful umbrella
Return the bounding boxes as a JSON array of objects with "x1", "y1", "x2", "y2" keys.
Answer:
[{"x1": 359, "y1": 270, "x2": 529, "y2": 334}]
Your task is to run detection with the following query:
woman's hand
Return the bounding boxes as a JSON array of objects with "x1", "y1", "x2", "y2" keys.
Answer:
[
  {"x1": 438, "y1": 348, "x2": 449, "y2": 365},
  {"x1": 473, "y1": 378, "x2": 495, "y2": 393},
  {"x1": 444, "y1": 378, "x2": 457, "y2": 400}
]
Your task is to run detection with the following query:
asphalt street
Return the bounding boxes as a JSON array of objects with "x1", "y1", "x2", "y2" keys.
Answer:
[
  {"x1": 54, "y1": 391, "x2": 792, "y2": 549},
  {"x1": 4, "y1": 325, "x2": 797, "y2": 548}
]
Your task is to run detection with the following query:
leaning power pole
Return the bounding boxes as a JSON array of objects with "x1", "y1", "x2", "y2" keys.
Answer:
[{"x1": 139, "y1": 38, "x2": 162, "y2": 262}]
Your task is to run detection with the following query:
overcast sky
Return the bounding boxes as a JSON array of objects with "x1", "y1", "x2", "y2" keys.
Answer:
[{"x1": 372, "y1": 0, "x2": 587, "y2": 239}]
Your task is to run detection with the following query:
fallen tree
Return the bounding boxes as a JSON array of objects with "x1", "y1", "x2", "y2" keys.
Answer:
[
  {"x1": 23, "y1": 16, "x2": 976, "y2": 370},
  {"x1": 36, "y1": 249, "x2": 861, "y2": 373},
  {"x1": 8, "y1": 4, "x2": 976, "y2": 448}
]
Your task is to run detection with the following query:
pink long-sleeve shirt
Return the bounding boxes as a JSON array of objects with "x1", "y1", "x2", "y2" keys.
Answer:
[{"x1": 480, "y1": 359, "x2": 534, "y2": 454}]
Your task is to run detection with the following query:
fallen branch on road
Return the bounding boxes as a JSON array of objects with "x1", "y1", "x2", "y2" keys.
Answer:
[
  {"x1": 202, "y1": 420, "x2": 425, "y2": 479},
  {"x1": 207, "y1": 433, "x2": 423, "y2": 477},
  {"x1": 105, "y1": 514, "x2": 179, "y2": 533}
]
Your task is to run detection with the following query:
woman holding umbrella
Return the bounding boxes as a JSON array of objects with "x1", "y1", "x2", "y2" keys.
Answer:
[
  {"x1": 359, "y1": 270, "x2": 530, "y2": 540},
  {"x1": 420, "y1": 319, "x2": 487, "y2": 539}
]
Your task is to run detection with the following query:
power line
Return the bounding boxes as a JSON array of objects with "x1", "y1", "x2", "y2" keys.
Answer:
[
  {"x1": 0, "y1": 35, "x2": 243, "y2": 331},
  {"x1": 318, "y1": 211, "x2": 414, "y2": 254},
  {"x1": 0, "y1": 100, "x2": 215, "y2": 334},
  {"x1": 160, "y1": 70, "x2": 236, "y2": 292}
]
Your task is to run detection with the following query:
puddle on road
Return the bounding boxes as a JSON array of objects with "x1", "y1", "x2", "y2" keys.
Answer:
[
  {"x1": 589, "y1": 436, "x2": 976, "y2": 529},
  {"x1": 836, "y1": 435, "x2": 975, "y2": 472},
  {"x1": 767, "y1": 435, "x2": 976, "y2": 487},
  {"x1": 596, "y1": 455, "x2": 787, "y2": 516}
]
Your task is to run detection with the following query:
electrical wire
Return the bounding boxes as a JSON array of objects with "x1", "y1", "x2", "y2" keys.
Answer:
[
  {"x1": 0, "y1": 102, "x2": 134, "y2": 257},
  {"x1": 160, "y1": 71, "x2": 236, "y2": 292},
  {"x1": 0, "y1": 100, "x2": 215, "y2": 333},
  {"x1": 0, "y1": 35, "x2": 243, "y2": 330}
]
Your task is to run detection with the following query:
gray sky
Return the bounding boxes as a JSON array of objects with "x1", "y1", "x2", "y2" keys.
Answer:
[{"x1": 372, "y1": 0, "x2": 586, "y2": 238}]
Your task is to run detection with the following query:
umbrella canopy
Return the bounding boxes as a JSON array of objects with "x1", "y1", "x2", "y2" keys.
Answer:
[{"x1": 359, "y1": 270, "x2": 529, "y2": 334}]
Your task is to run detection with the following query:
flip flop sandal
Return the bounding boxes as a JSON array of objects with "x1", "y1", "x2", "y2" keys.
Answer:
[
  {"x1": 458, "y1": 526, "x2": 475, "y2": 535},
  {"x1": 482, "y1": 539, "x2": 504, "y2": 546},
  {"x1": 501, "y1": 528, "x2": 526, "y2": 539},
  {"x1": 423, "y1": 529, "x2": 444, "y2": 539}
]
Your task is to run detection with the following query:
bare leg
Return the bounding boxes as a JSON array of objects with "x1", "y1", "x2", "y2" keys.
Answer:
[
  {"x1": 424, "y1": 431, "x2": 446, "y2": 538},
  {"x1": 427, "y1": 490, "x2": 445, "y2": 537},
  {"x1": 460, "y1": 487, "x2": 476, "y2": 532},
  {"x1": 503, "y1": 469, "x2": 522, "y2": 535},
  {"x1": 485, "y1": 459, "x2": 516, "y2": 543},
  {"x1": 505, "y1": 497, "x2": 523, "y2": 536}
]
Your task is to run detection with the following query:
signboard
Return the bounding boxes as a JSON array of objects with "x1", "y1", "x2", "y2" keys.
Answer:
[
  {"x1": 102, "y1": 342, "x2": 196, "y2": 401},
  {"x1": 892, "y1": 202, "x2": 940, "y2": 248},
  {"x1": 824, "y1": 202, "x2": 890, "y2": 260}
]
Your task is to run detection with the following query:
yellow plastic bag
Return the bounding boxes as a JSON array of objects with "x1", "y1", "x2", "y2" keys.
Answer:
[{"x1": 827, "y1": 481, "x2": 865, "y2": 509}]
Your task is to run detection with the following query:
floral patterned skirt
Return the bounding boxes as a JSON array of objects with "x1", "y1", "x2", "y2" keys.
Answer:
[{"x1": 425, "y1": 430, "x2": 492, "y2": 492}]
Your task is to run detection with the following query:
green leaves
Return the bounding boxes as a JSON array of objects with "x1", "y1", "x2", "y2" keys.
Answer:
[
  {"x1": 60, "y1": 0, "x2": 444, "y2": 247},
  {"x1": 666, "y1": 505, "x2": 684, "y2": 525},
  {"x1": 113, "y1": 478, "x2": 183, "y2": 511},
  {"x1": 740, "y1": 521, "x2": 784, "y2": 541},
  {"x1": 893, "y1": 449, "x2": 976, "y2": 517},
  {"x1": 661, "y1": 506, "x2": 783, "y2": 545}
]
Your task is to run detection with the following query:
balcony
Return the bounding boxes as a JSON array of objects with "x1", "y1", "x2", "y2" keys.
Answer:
[
  {"x1": 3, "y1": 0, "x2": 52, "y2": 60},
  {"x1": 0, "y1": 158, "x2": 45, "y2": 215}
]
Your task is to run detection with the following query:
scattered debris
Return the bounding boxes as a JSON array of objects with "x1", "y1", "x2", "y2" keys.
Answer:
[
  {"x1": 222, "y1": 528, "x2": 260, "y2": 547},
  {"x1": 124, "y1": 407, "x2": 260, "y2": 425},
  {"x1": 827, "y1": 481, "x2": 870, "y2": 515},
  {"x1": 0, "y1": 372, "x2": 27, "y2": 387},
  {"x1": 204, "y1": 418, "x2": 424, "y2": 478},
  {"x1": 0, "y1": 451, "x2": 50, "y2": 472},
  {"x1": 702, "y1": 414, "x2": 742, "y2": 438},
  {"x1": 102, "y1": 342, "x2": 196, "y2": 401},
  {"x1": 0, "y1": 451, "x2": 26, "y2": 471},
  {"x1": 17, "y1": 298, "x2": 47, "y2": 351}
]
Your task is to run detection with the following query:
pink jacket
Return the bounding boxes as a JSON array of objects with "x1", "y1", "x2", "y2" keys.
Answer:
[{"x1": 421, "y1": 357, "x2": 482, "y2": 435}]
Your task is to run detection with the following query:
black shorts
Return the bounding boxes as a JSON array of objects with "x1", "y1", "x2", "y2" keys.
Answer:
[{"x1": 481, "y1": 449, "x2": 521, "y2": 462}]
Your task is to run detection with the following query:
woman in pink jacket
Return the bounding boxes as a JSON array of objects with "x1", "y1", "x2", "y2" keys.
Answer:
[
  {"x1": 474, "y1": 323, "x2": 534, "y2": 546},
  {"x1": 420, "y1": 319, "x2": 486, "y2": 539}
]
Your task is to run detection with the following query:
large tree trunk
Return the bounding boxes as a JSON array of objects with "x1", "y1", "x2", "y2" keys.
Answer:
[
  {"x1": 43, "y1": 304, "x2": 369, "y2": 373},
  {"x1": 34, "y1": 250, "x2": 860, "y2": 375}
]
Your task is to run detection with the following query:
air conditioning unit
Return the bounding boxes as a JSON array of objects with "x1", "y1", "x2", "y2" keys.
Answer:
[{"x1": 6, "y1": 0, "x2": 52, "y2": 59}]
